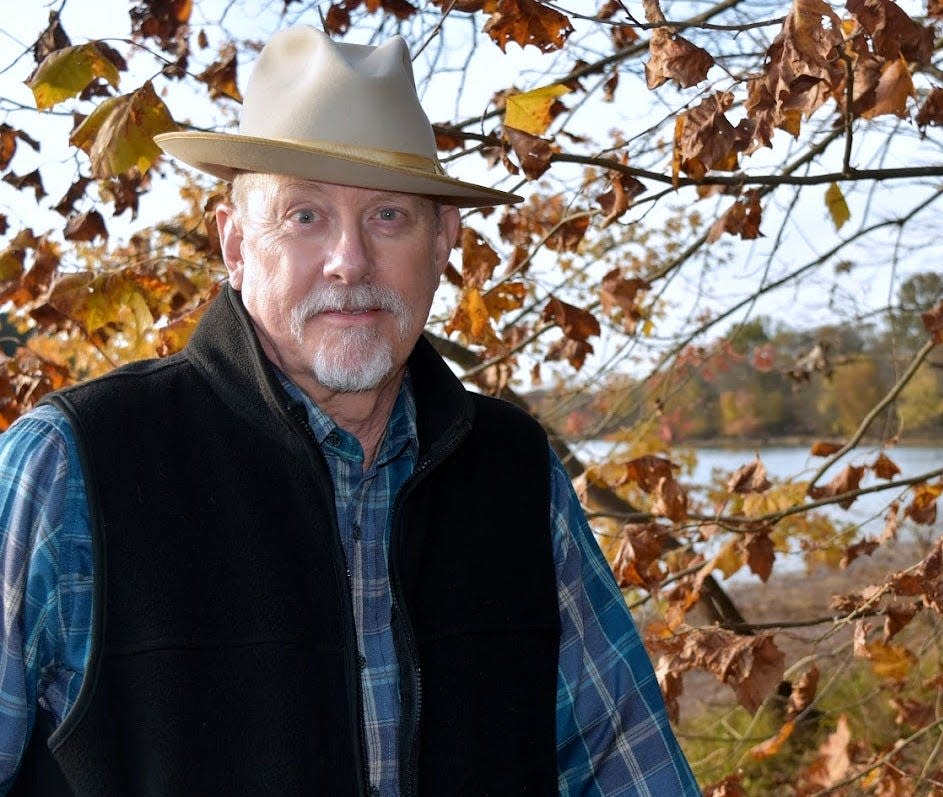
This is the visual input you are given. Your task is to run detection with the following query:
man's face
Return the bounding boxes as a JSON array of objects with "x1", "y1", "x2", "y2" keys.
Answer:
[{"x1": 218, "y1": 175, "x2": 459, "y2": 395}]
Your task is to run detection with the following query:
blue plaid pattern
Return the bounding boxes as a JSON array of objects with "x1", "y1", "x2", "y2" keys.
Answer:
[{"x1": 0, "y1": 384, "x2": 699, "y2": 796}]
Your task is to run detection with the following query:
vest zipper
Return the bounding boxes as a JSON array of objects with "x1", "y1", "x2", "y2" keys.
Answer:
[
  {"x1": 288, "y1": 403, "x2": 371, "y2": 797},
  {"x1": 389, "y1": 426, "x2": 469, "y2": 797}
]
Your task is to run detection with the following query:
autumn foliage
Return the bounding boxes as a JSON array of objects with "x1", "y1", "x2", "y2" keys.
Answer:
[{"x1": 2, "y1": 0, "x2": 943, "y2": 792}]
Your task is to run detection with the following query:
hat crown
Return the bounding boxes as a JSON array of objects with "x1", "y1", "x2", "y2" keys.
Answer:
[{"x1": 239, "y1": 27, "x2": 435, "y2": 159}]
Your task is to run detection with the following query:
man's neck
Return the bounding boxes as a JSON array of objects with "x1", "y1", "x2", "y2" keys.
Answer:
[{"x1": 293, "y1": 367, "x2": 404, "y2": 471}]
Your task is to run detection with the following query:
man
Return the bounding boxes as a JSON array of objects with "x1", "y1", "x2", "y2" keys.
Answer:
[{"x1": 0, "y1": 26, "x2": 700, "y2": 796}]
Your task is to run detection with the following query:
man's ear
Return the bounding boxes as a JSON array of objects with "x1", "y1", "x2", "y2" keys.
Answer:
[
  {"x1": 435, "y1": 205, "x2": 461, "y2": 277},
  {"x1": 216, "y1": 202, "x2": 245, "y2": 289}
]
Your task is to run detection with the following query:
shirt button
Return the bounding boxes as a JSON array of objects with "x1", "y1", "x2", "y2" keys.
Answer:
[
  {"x1": 325, "y1": 431, "x2": 341, "y2": 447},
  {"x1": 357, "y1": 653, "x2": 367, "y2": 671},
  {"x1": 352, "y1": 522, "x2": 361, "y2": 541},
  {"x1": 369, "y1": 787, "x2": 380, "y2": 797}
]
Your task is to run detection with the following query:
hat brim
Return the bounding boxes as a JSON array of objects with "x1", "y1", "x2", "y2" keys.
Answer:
[{"x1": 155, "y1": 132, "x2": 521, "y2": 208}]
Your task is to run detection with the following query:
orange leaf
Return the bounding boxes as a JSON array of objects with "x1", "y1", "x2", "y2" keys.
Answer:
[
  {"x1": 749, "y1": 720, "x2": 796, "y2": 760},
  {"x1": 445, "y1": 286, "x2": 500, "y2": 346},
  {"x1": 811, "y1": 440, "x2": 843, "y2": 456},
  {"x1": 460, "y1": 227, "x2": 500, "y2": 288},
  {"x1": 483, "y1": 0, "x2": 574, "y2": 53},
  {"x1": 197, "y1": 44, "x2": 242, "y2": 102},
  {"x1": 861, "y1": 56, "x2": 915, "y2": 119},
  {"x1": 743, "y1": 531, "x2": 775, "y2": 582},
  {"x1": 652, "y1": 475, "x2": 688, "y2": 522},
  {"x1": 916, "y1": 86, "x2": 943, "y2": 129},
  {"x1": 871, "y1": 452, "x2": 901, "y2": 480}
]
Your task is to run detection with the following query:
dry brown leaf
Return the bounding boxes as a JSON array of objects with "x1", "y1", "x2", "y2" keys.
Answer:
[
  {"x1": 596, "y1": 172, "x2": 644, "y2": 228},
  {"x1": 871, "y1": 452, "x2": 901, "y2": 480},
  {"x1": 742, "y1": 531, "x2": 775, "y2": 582},
  {"x1": 599, "y1": 269, "x2": 648, "y2": 333},
  {"x1": 916, "y1": 86, "x2": 943, "y2": 129},
  {"x1": 861, "y1": 56, "x2": 915, "y2": 119},
  {"x1": 483, "y1": 0, "x2": 574, "y2": 53},
  {"x1": 63, "y1": 210, "x2": 108, "y2": 243},
  {"x1": 197, "y1": 44, "x2": 242, "y2": 102},
  {"x1": 675, "y1": 92, "x2": 752, "y2": 175},
  {"x1": 460, "y1": 227, "x2": 500, "y2": 288},
  {"x1": 542, "y1": 296, "x2": 600, "y2": 343},
  {"x1": 644, "y1": 28, "x2": 714, "y2": 89},
  {"x1": 921, "y1": 298, "x2": 943, "y2": 342},
  {"x1": 847, "y1": 0, "x2": 934, "y2": 65},
  {"x1": 727, "y1": 456, "x2": 772, "y2": 494},
  {"x1": 811, "y1": 440, "x2": 844, "y2": 456},
  {"x1": 503, "y1": 126, "x2": 556, "y2": 180},
  {"x1": 707, "y1": 190, "x2": 763, "y2": 243},
  {"x1": 808, "y1": 464, "x2": 866, "y2": 509}
]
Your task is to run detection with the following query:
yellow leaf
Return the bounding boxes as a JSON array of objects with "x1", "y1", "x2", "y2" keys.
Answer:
[
  {"x1": 825, "y1": 182, "x2": 850, "y2": 231},
  {"x1": 504, "y1": 84, "x2": 570, "y2": 136},
  {"x1": 866, "y1": 640, "x2": 915, "y2": 682},
  {"x1": 26, "y1": 43, "x2": 121, "y2": 110},
  {"x1": 707, "y1": 538, "x2": 743, "y2": 579},
  {"x1": 70, "y1": 82, "x2": 177, "y2": 177},
  {"x1": 0, "y1": 248, "x2": 24, "y2": 283},
  {"x1": 743, "y1": 481, "x2": 809, "y2": 518}
]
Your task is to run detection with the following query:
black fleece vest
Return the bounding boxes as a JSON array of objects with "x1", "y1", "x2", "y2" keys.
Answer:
[{"x1": 13, "y1": 286, "x2": 560, "y2": 797}]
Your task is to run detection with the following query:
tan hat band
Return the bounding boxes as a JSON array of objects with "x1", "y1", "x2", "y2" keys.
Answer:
[{"x1": 202, "y1": 132, "x2": 446, "y2": 176}]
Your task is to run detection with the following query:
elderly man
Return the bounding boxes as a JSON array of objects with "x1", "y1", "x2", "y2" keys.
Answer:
[{"x1": 0, "y1": 26, "x2": 699, "y2": 796}]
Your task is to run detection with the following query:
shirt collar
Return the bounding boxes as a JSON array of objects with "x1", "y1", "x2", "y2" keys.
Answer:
[{"x1": 277, "y1": 371, "x2": 418, "y2": 467}]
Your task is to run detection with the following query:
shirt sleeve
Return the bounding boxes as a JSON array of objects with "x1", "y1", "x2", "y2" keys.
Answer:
[
  {"x1": 0, "y1": 406, "x2": 93, "y2": 795},
  {"x1": 550, "y1": 447, "x2": 700, "y2": 796}
]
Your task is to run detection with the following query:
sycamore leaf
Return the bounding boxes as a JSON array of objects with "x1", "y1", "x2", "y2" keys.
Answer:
[
  {"x1": 708, "y1": 191, "x2": 763, "y2": 243},
  {"x1": 63, "y1": 210, "x2": 108, "y2": 243},
  {"x1": 597, "y1": 172, "x2": 645, "y2": 228},
  {"x1": 825, "y1": 182, "x2": 850, "y2": 231},
  {"x1": 445, "y1": 286, "x2": 500, "y2": 346},
  {"x1": 460, "y1": 227, "x2": 500, "y2": 288},
  {"x1": 811, "y1": 715, "x2": 853, "y2": 787},
  {"x1": 871, "y1": 452, "x2": 901, "y2": 480},
  {"x1": 600, "y1": 269, "x2": 648, "y2": 334},
  {"x1": 742, "y1": 481, "x2": 808, "y2": 518},
  {"x1": 809, "y1": 465, "x2": 866, "y2": 509},
  {"x1": 645, "y1": 28, "x2": 714, "y2": 90},
  {"x1": 0, "y1": 248, "x2": 25, "y2": 285},
  {"x1": 197, "y1": 44, "x2": 242, "y2": 102},
  {"x1": 70, "y1": 81, "x2": 178, "y2": 178},
  {"x1": 905, "y1": 480, "x2": 942, "y2": 525},
  {"x1": 156, "y1": 288, "x2": 218, "y2": 357},
  {"x1": 504, "y1": 83, "x2": 570, "y2": 136},
  {"x1": 504, "y1": 127, "x2": 556, "y2": 180},
  {"x1": 728, "y1": 457, "x2": 772, "y2": 494},
  {"x1": 542, "y1": 296, "x2": 600, "y2": 342},
  {"x1": 811, "y1": 440, "x2": 844, "y2": 456},
  {"x1": 864, "y1": 639, "x2": 915, "y2": 681},
  {"x1": 743, "y1": 531, "x2": 775, "y2": 581},
  {"x1": 862, "y1": 56, "x2": 914, "y2": 119},
  {"x1": 483, "y1": 0, "x2": 574, "y2": 53},
  {"x1": 26, "y1": 43, "x2": 121, "y2": 110}
]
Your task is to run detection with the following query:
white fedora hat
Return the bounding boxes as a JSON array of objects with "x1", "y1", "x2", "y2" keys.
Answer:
[{"x1": 155, "y1": 26, "x2": 520, "y2": 208}]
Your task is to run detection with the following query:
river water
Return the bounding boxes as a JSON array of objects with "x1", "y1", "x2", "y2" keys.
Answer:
[{"x1": 574, "y1": 441, "x2": 942, "y2": 569}]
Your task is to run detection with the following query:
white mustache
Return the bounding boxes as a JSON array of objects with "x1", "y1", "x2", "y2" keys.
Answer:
[{"x1": 289, "y1": 284, "x2": 411, "y2": 340}]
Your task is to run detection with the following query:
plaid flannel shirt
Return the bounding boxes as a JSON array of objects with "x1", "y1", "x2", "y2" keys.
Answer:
[{"x1": 0, "y1": 379, "x2": 699, "y2": 796}]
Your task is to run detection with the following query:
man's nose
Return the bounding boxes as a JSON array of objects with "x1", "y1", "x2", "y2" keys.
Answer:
[{"x1": 323, "y1": 221, "x2": 373, "y2": 283}]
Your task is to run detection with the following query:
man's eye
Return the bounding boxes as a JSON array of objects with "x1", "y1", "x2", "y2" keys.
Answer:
[
  {"x1": 293, "y1": 210, "x2": 316, "y2": 224},
  {"x1": 377, "y1": 208, "x2": 402, "y2": 221}
]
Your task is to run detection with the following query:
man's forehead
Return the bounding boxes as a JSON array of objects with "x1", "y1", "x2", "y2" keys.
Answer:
[{"x1": 242, "y1": 173, "x2": 435, "y2": 205}]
